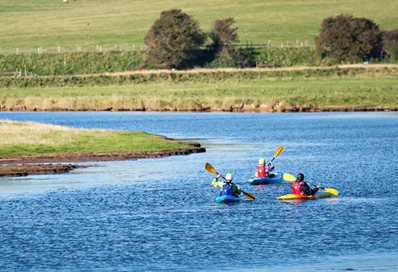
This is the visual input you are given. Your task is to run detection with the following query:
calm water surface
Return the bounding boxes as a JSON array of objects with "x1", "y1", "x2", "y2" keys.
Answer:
[{"x1": 0, "y1": 112, "x2": 397, "y2": 271}]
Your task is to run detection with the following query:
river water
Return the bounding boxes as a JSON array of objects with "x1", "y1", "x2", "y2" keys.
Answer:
[{"x1": 0, "y1": 112, "x2": 397, "y2": 271}]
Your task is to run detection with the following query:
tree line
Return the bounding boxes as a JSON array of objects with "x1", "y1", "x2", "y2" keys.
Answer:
[{"x1": 144, "y1": 9, "x2": 398, "y2": 69}]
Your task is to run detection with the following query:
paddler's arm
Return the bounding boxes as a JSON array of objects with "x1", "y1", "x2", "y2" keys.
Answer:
[
  {"x1": 232, "y1": 183, "x2": 241, "y2": 195},
  {"x1": 212, "y1": 178, "x2": 224, "y2": 188}
]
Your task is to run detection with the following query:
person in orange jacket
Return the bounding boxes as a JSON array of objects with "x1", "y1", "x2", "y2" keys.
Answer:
[
  {"x1": 291, "y1": 173, "x2": 320, "y2": 196},
  {"x1": 255, "y1": 158, "x2": 275, "y2": 178}
]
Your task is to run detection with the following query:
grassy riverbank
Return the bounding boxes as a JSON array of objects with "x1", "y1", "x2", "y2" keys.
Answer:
[
  {"x1": 1, "y1": 66, "x2": 397, "y2": 112},
  {"x1": 0, "y1": 121, "x2": 202, "y2": 158}
]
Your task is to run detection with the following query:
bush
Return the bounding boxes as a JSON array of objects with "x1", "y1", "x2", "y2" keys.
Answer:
[
  {"x1": 144, "y1": 9, "x2": 206, "y2": 69},
  {"x1": 383, "y1": 29, "x2": 398, "y2": 60},
  {"x1": 208, "y1": 18, "x2": 239, "y2": 52},
  {"x1": 316, "y1": 14, "x2": 383, "y2": 63}
]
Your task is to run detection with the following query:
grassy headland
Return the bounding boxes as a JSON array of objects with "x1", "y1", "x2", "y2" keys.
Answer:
[
  {"x1": 0, "y1": 0, "x2": 396, "y2": 50},
  {"x1": 1, "y1": 65, "x2": 397, "y2": 112},
  {"x1": 0, "y1": 120, "x2": 204, "y2": 162}
]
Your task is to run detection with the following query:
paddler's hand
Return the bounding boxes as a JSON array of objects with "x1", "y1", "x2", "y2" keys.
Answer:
[{"x1": 216, "y1": 173, "x2": 222, "y2": 179}]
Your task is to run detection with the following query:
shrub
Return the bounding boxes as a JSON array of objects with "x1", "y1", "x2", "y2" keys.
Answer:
[
  {"x1": 144, "y1": 9, "x2": 206, "y2": 69},
  {"x1": 383, "y1": 29, "x2": 398, "y2": 60},
  {"x1": 316, "y1": 14, "x2": 383, "y2": 62},
  {"x1": 209, "y1": 18, "x2": 239, "y2": 52}
]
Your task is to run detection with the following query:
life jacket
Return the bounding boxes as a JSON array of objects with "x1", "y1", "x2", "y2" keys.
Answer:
[
  {"x1": 292, "y1": 181, "x2": 304, "y2": 195},
  {"x1": 256, "y1": 165, "x2": 267, "y2": 178},
  {"x1": 221, "y1": 183, "x2": 234, "y2": 196}
]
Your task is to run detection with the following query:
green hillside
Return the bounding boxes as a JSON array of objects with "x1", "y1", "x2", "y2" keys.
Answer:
[{"x1": 0, "y1": 0, "x2": 397, "y2": 51}]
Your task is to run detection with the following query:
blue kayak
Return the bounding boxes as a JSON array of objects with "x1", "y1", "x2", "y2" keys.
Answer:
[
  {"x1": 248, "y1": 172, "x2": 283, "y2": 185},
  {"x1": 215, "y1": 195, "x2": 240, "y2": 203}
]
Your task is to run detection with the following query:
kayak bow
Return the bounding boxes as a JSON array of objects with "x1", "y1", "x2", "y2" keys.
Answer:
[{"x1": 215, "y1": 195, "x2": 240, "y2": 203}]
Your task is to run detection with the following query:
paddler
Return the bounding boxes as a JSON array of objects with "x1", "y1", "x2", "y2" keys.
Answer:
[
  {"x1": 255, "y1": 158, "x2": 275, "y2": 178},
  {"x1": 291, "y1": 173, "x2": 320, "y2": 196},
  {"x1": 212, "y1": 173, "x2": 241, "y2": 197}
]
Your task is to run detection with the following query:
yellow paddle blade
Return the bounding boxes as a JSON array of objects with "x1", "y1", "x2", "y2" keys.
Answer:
[
  {"x1": 242, "y1": 191, "x2": 256, "y2": 200},
  {"x1": 325, "y1": 187, "x2": 339, "y2": 196},
  {"x1": 205, "y1": 162, "x2": 217, "y2": 174},
  {"x1": 283, "y1": 173, "x2": 296, "y2": 182},
  {"x1": 274, "y1": 146, "x2": 284, "y2": 158}
]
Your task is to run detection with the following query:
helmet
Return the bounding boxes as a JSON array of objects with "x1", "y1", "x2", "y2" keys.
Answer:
[
  {"x1": 297, "y1": 173, "x2": 304, "y2": 182},
  {"x1": 225, "y1": 173, "x2": 233, "y2": 181},
  {"x1": 258, "y1": 158, "x2": 265, "y2": 165}
]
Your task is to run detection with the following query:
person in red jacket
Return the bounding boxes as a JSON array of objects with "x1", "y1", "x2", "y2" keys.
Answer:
[
  {"x1": 255, "y1": 158, "x2": 275, "y2": 178},
  {"x1": 291, "y1": 173, "x2": 320, "y2": 196}
]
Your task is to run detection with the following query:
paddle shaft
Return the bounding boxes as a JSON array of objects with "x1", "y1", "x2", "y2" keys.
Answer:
[
  {"x1": 269, "y1": 146, "x2": 284, "y2": 163},
  {"x1": 283, "y1": 173, "x2": 338, "y2": 195}
]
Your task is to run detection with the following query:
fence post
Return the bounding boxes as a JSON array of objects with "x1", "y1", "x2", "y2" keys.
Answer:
[
  {"x1": 16, "y1": 48, "x2": 19, "y2": 54},
  {"x1": 57, "y1": 46, "x2": 61, "y2": 53}
]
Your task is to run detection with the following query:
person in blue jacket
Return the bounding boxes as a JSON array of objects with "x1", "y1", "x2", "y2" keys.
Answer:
[{"x1": 212, "y1": 173, "x2": 241, "y2": 197}]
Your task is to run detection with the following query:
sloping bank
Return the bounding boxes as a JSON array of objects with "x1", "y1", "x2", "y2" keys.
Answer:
[
  {"x1": 0, "y1": 65, "x2": 398, "y2": 112},
  {"x1": 0, "y1": 121, "x2": 205, "y2": 177}
]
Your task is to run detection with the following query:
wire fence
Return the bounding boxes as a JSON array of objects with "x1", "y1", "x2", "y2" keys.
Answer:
[
  {"x1": 0, "y1": 40, "x2": 315, "y2": 55},
  {"x1": 0, "y1": 44, "x2": 147, "y2": 55}
]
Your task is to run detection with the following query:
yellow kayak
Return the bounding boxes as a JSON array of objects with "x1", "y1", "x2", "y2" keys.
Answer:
[{"x1": 277, "y1": 190, "x2": 333, "y2": 200}]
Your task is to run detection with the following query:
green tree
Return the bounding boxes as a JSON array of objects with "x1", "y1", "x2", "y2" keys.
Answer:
[
  {"x1": 144, "y1": 9, "x2": 206, "y2": 69},
  {"x1": 316, "y1": 14, "x2": 383, "y2": 63},
  {"x1": 209, "y1": 18, "x2": 240, "y2": 52},
  {"x1": 207, "y1": 18, "x2": 255, "y2": 68},
  {"x1": 383, "y1": 29, "x2": 398, "y2": 60}
]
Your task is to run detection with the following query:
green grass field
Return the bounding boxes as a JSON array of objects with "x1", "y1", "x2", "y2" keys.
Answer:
[
  {"x1": 0, "y1": 120, "x2": 194, "y2": 156},
  {"x1": 1, "y1": 0, "x2": 397, "y2": 50},
  {"x1": 1, "y1": 73, "x2": 397, "y2": 111}
]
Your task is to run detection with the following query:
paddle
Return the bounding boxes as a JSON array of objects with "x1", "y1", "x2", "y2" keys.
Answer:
[
  {"x1": 205, "y1": 162, "x2": 256, "y2": 200},
  {"x1": 269, "y1": 146, "x2": 284, "y2": 164},
  {"x1": 282, "y1": 173, "x2": 339, "y2": 196}
]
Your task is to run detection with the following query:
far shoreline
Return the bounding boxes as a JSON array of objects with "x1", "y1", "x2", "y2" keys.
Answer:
[
  {"x1": 1, "y1": 64, "x2": 397, "y2": 112},
  {"x1": 0, "y1": 106, "x2": 397, "y2": 113}
]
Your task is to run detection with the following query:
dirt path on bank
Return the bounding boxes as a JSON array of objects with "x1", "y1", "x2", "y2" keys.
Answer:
[{"x1": 101, "y1": 63, "x2": 398, "y2": 76}]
